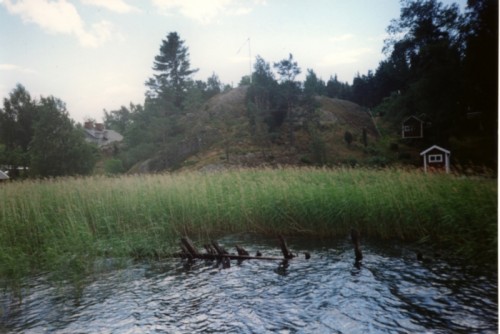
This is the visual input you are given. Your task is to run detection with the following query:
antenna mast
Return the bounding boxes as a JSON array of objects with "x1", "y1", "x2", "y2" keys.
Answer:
[
  {"x1": 237, "y1": 37, "x2": 252, "y2": 84},
  {"x1": 248, "y1": 37, "x2": 252, "y2": 83}
]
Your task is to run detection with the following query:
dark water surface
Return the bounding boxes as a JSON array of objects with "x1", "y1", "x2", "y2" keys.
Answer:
[{"x1": 1, "y1": 235, "x2": 497, "y2": 333}]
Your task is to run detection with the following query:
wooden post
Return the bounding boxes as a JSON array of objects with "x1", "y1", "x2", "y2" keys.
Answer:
[
  {"x1": 235, "y1": 245, "x2": 250, "y2": 256},
  {"x1": 181, "y1": 237, "x2": 200, "y2": 257},
  {"x1": 278, "y1": 235, "x2": 295, "y2": 259},
  {"x1": 211, "y1": 240, "x2": 228, "y2": 255},
  {"x1": 350, "y1": 229, "x2": 363, "y2": 262}
]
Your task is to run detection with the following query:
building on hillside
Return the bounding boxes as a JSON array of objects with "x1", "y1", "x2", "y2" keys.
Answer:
[
  {"x1": 0, "y1": 170, "x2": 9, "y2": 181},
  {"x1": 420, "y1": 145, "x2": 451, "y2": 173},
  {"x1": 402, "y1": 116, "x2": 424, "y2": 139},
  {"x1": 83, "y1": 121, "x2": 123, "y2": 148}
]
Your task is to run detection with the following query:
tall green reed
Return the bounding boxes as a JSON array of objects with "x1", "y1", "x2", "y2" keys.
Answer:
[{"x1": 0, "y1": 167, "x2": 496, "y2": 285}]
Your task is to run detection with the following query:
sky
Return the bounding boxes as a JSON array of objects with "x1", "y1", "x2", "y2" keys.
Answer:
[{"x1": 0, "y1": 0, "x2": 467, "y2": 123}]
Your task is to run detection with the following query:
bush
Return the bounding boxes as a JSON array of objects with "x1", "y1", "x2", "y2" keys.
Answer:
[
  {"x1": 104, "y1": 159, "x2": 125, "y2": 175},
  {"x1": 368, "y1": 156, "x2": 389, "y2": 167},
  {"x1": 344, "y1": 131, "x2": 353, "y2": 145}
]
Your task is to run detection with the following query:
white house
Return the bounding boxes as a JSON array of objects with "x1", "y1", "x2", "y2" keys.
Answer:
[
  {"x1": 0, "y1": 170, "x2": 9, "y2": 181},
  {"x1": 83, "y1": 121, "x2": 123, "y2": 148}
]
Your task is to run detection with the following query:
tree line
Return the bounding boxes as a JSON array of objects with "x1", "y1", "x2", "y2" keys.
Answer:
[
  {"x1": 0, "y1": 85, "x2": 97, "y2": 178},
  {"x1": 0, "y1": 0, "x2": 496, "y2": 177},
  {"x1": 242, "y1": 0, "x2": 497, "y2": 167}
]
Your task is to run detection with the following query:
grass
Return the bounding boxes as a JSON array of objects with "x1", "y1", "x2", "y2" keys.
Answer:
[{"x1": 0, "y1": 167, "x2": 496, "y2": 286}]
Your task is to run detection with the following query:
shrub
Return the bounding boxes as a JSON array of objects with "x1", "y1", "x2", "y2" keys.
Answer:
[{"x1": 104, "y1": 159, "x2": 125, "y2": 175}]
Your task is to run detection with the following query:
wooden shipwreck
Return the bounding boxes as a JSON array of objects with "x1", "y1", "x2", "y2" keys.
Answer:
[{"x1": 176, "y1": 235, "x2": 309, "y2": 268}]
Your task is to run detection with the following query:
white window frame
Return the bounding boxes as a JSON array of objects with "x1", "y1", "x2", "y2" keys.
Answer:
[{"x1": 428, "y1": 154, "x2": 443, "y2": 163}]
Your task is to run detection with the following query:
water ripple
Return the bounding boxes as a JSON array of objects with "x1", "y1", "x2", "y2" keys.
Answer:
[{"x1": 0, "y1": 236, "x2": 497, "y2": 333}]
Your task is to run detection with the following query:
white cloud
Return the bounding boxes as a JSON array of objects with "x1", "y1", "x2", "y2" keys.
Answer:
[
  {"x1": 2, "y1": 0, "x2": 116, "y2": 47},
  {"x1": 0, "y1": 63, "x2": 37, "y2": 74},
  {"x1": 228, "y1": 55, "x2": 250, "y2": 64},
  {"x1": 79, "y1": 20, "x2": 119, "y2": 48},
  {"x1": 318, "y1": 47, "x2": 375, "y2": 67},
  {"x1": 80, "y1": 0, "x2": 140, "y2": 13},
  {"x1": 231, "y1": 7, "x2": 252, "y2": 16},
  {"x1": 151, "y1": 0, "x2": 261, "y2": 23},
  {"x1": 329, "y1": 34, "x2": 354, "y2": 43},
  {"x1": 152, "y1": 0, "x2": 230, "y2": 23}
]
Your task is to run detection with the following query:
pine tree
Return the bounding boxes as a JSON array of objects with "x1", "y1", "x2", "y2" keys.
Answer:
[{"x1": 145, "y1": 32, "x2": 198, "y2": 108}]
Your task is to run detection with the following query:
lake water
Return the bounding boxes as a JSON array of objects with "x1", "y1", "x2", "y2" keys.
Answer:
[{"x1": 1, "y1": 235, "x2": 497, "y2": 333}]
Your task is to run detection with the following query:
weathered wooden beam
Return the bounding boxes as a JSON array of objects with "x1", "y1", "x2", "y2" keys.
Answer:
[
  {"x1": 181, "y1": 237, "x2": 200, "y2": 257},
  {"x1": 203, "y1": 244, "x2": 216, "y2": 255},
  {"x1": 211, "y1": 240, "x2": 228, "y2": 255},
  {"x1": 173, "y1": 252, "x2": 286, "y2": 261},
  {"x1": 179, "y1": 243, "x2": 192, "y2": 260},
  {"x1": 350, "y1": 228, "x2": 363, "y2": 262},
  {"x1": 235, "y1": 245, "x2": 250, "y2": 256},
  {"x1": 176, "y1": 236, "x2": 307, "y2": 263},
  {"x1": 278, "y1": 235, "x2": 295, "y2": 259}
]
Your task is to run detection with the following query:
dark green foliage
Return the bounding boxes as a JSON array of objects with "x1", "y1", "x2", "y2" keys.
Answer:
[
  {"x1": 105, "y1": 2, "x2": 496, "y2": 171},
  {"x1": 310, "y1": 133, "x2": 327, "y2": 165},
  {"x1": 274, "y1": 53, "x2": 301, "y2": 83},
  {"x1": 145, "y1": 32, "x2": 199, "y2": 108},
  {"x1": 104, "y1": 104, "x2": 132, "y2": 134},
  {"x1": 239, "y1": 75, "x2": 251, "y2": 86},
  {"x1": 326, "y1": 75, "x2": 352, "y2": 100},
  {"x1": 303, "y1": 69, "x2": 326, "y2": 96},
  {"x1": 29, "y1": 97, "x2": 97, "y2": 177},
  {"x1": 246, "y1": 55, "x2": 320, "y2": 147},
  {"x1": 0, "y1": 84, "x2": 35, "y2": 168},
  {"x1": 358, "y1": 0, "x2": 497, "y2": 167},
  {"x1": 107, "y1": 32, "x2": 241, "y2": 172},
  {"x1": 104, "y1": 159, "x2": 125, "y2": 175},
  {"x1": 246, "y1": 56, "x2": 281, "y2": 132},
  {"x1": 205, "y1": 73, "x2": 223, "y2": 99},
  {"x1": 0, "y1": 86, "x2": 98, "y2": 178}
]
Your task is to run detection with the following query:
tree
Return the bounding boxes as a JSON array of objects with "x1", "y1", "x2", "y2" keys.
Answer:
[
  {"x1": 145, "y1": 32, "x2": 198, "y2": 108},
  {"x1": 461, "y1": 0, "x2": 498, "y2": 166},
  {"x1": 239, "y1": 75, "x2": 251, "y2": 86},
  {"x1": 303, "y1": 69, "x2": 326, "y2": 96},
  {"x1": 205, "y1": 73, "x2": 223, "y2": 99},
  {"x1": 104, "y1": 104, "x2": 132, "y2": 134},
  {"x1": 326, "y1": 75, "x2": 352, "y2": 100},
  {"x1": 247, "y1": 56, "x2": 278, "y2": 129},
  {"x1": 381, "y1": 0, "x2": 464, "y2": 143},
  {"x1": 30, "y1": 96, "x2": 97, "y2": 177},
  {"x1": 344, "y1": 131, "x2": 353, "y2": 145},
  {"x1": 274, "y1": 54, "x2": 302, "y2": 145},
  {"x1": 273, "y1": 53, "x2": 301, "y2": 83},
  {"x1": 0, "y1": 84, "x2": 36, "y2": 169}
]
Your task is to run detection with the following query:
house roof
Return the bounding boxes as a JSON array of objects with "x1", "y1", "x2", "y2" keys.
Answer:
[
  {"x1": 84, "y1": 128, "x2": 123, "y2": 147},
  {"x1": 402, "y1": 115, "x2": 424, "y2": 124},
  {"x1": 420, "y1": 145, "x2": 450, "y2": 156},
  {"x1": 0, "y1": 170, "x2": 9, "y2": 180}
]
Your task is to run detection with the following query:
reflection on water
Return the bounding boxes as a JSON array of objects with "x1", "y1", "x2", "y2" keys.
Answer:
[{"x1": 1, "y1": 235, "x2": 497, "y2": 333}]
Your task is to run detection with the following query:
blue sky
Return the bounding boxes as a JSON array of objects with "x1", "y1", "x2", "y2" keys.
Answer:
[{"x1": 0, "y1": 0, "x2": 466, "y2": 122}]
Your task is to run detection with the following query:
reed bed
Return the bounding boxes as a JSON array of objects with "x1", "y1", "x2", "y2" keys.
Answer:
[{"x1": 0, "y1": 167, "x2": 496, "y2": 284}]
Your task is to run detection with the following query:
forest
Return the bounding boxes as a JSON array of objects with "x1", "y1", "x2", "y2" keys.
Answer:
[{"x1": 0, "y1": 0, "x2": 497, "y2": 178}]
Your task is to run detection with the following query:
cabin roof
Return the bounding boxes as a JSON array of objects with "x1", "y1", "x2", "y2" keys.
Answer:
[
  {"x1": 420, "y1": 145, "x2": 450, "y2": 156},
  {"x1": 402, "y1": 115, "x2": 424, "y2": 124}
]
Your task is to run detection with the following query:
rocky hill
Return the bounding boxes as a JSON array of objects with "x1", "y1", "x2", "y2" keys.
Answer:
[{"x1": 128, "y1": 86, "x2": 407, "y2": 173}]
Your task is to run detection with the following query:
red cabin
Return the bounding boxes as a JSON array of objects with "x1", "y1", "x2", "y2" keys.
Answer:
[
  {"x1": 402, "y1": 116, "x2": 424, "y2": 139},
  {"x1": 420, "y1": 145, "x2": 451, "y2": 173}
]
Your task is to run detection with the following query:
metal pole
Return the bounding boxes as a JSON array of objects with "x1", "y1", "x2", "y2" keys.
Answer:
[{"x1": 248, "y1": 37, "x2": 252, "y2": 83}]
